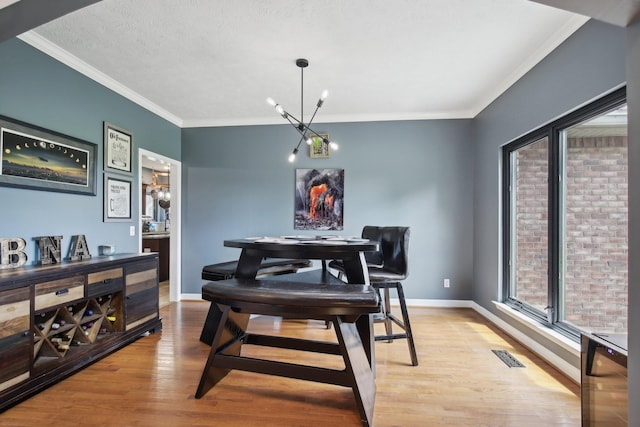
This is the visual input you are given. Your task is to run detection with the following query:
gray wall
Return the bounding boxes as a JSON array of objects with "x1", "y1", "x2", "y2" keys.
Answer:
[
  {"x1": 181, "y1": 119, "x2": 474, "y2": 295},
  {"x1": 0, "y1": 39, "x2": 181, "y2": 259}
]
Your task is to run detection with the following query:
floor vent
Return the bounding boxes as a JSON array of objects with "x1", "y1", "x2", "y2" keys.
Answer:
[{"x1": 492, "y1": 350, "x2": 525, "y2": 368}]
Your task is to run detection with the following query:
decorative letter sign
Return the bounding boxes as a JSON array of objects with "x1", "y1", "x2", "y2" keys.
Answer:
[
  {"x1": 0, "y1": 234, "x2": 92, "y2": 269},
  {"x1": 0, "y1": 237, "x2": 28, "y2": 269},
  {"x1": 68, "y1": 235, "x2": 91, "y2": 261},
  {"x1": 34, "y1": 236, "x2": 63, "y2": 265}
]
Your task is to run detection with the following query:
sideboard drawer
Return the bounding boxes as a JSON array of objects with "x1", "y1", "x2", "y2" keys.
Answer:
[
  {"x1": 0, "y1": 287, "x2": 30, "y2": 340},
  {"x1": 87, "y1": 267, "x2": 123, "y2": 297},
  {"x1": 34, "y1": 275, "x2": 85, "y2": 311}
]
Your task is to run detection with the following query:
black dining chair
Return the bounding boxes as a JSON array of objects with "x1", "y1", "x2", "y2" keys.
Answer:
[{"x1": 329, "y1": 226, "x2": 418, "y2": 366}]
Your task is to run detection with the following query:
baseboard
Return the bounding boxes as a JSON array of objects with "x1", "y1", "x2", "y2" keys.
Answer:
[{"x1": 470, "y1": 302, "x2": 580, "y2": 383}]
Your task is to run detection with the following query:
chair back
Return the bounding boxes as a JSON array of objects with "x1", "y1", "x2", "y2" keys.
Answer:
[{"x1": 361, "y1": 226, "x2": 410, "y2": 278}]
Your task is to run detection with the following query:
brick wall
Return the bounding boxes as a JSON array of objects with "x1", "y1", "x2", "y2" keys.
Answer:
[{"x1": 514, "y1": 136, "x2": 628, "y2": 333}]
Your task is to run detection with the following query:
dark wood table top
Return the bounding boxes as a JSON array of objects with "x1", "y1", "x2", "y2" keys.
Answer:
[{"x1": 224, "y1": 236, "x2": 378, "y2": 260}]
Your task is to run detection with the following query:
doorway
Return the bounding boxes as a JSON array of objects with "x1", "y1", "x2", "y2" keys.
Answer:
[{"x1": 139, "y1": 148, "x2": 181, "y2": 305}]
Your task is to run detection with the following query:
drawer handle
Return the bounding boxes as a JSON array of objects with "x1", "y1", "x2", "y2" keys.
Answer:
[
  {"x1": 55, "y1": 288, "x2": 69, "y2": 296},
  {"x1": 102, "y1": 279, "x2": 113, "y2": 284}
]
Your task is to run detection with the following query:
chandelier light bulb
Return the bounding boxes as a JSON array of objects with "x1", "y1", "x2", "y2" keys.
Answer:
[
  {"x1": 288, "y1": 147, "x2": 298, "y2": 163},
  {"x1": 330, "y1": 141, "x2": 339, "y2": 150},
  {"x1": 266, "y1": 97, "x2": 276, "y2": 106},
  {"x1": 306, "y1": 137, "x2": 313, "y2": 145},
  {"x1": 275, "y1": 104, "x2": 286, "y2": 117},
  {"x1": 165, "y1": 191, "x2": 171, "y2": 200},
  {"x1": 157, "y1": 190, "x2": 164, "y2": 199},
  {"x1": 321, "y1": 90, "x2": 328, "y2": 100}
]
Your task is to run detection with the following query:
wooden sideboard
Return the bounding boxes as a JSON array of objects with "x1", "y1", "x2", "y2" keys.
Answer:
[{"x1": 0, "y1": 253, "x2": 162, "y2": 412}]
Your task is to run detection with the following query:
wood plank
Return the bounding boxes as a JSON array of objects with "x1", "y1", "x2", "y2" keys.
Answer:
[
  {"x1": 87, "y1": 268, "x2": 123, "y2": 284},
  {"x1": 0, "y1": 287, "x2": 30, "y2": 337},
  {"x1": 126, "y1": 269, "x2": 157, "y2": 294},
  {"x1": 34, "y1": 275, "x2": 85, "y2": 311}
]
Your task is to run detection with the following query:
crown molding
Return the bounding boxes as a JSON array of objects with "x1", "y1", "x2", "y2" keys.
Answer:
[{"x1": 18, "y1": 30, "x2": 184, "y2": 127}]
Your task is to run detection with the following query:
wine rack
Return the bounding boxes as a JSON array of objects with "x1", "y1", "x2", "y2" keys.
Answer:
[
  {"x1": 33, "y1": 292, "x2": 124, "y2": 367},
  {"x1": 0, "y1": 253, "x2": 161, "y2": 413}
]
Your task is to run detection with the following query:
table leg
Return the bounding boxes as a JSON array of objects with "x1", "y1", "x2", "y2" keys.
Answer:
[
  {"x1": 342, "y1": 252, "x2": 370, "y2": 285},
  {"x1": 235, "y1": 249, "x2": 263, "y2": 279}
]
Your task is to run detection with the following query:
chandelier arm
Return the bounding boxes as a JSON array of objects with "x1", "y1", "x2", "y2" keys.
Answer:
[
  {"x1": 298, "y1": 103, "x2": 326, "y2": 142},
  {"x1": 293, "y1": 134, "x2": 305, "y2": 151},
  {"x1": 305, "y1": 127, "x2": 326, "y2": 141},
  {"x1": 282, "y1": 111, "x2": 304, "y2": 128},
  {"x1": 304, "y1": 104, "x2": 321, "y2": 131}
]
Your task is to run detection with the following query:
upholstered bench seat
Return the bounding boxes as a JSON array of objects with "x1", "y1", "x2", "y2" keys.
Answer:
[{"x1": 195, "y1": 275, "x2": 380, "y2": 427}]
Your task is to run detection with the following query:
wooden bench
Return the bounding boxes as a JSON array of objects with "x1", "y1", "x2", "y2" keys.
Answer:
[
  {"x1": 201, "y1": 257, "x2": 312, "y2": 281},
  {"x1": 195, "y1": 274, "x2": 381, "y2": 427}
]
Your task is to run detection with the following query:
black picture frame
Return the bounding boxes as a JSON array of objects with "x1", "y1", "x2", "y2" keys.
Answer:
[
  {"x1": 103, "y1": 173, "x2": 132, "y2": 222},
  {"x1": 0, "y1": 115, "x2": 97, "y2": 195},
  {"x1": 103, "y1": 122, "x2": 133, "y2": 175}
]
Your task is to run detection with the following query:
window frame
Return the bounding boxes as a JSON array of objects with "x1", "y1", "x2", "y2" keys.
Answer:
[{"x1": 501, "y1": 86, "x2": 627, "y2": 341}]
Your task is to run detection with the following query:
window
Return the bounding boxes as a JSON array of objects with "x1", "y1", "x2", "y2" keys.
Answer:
[{"x1": 502, "y1": 88, "x2": 627, "y2": 339}]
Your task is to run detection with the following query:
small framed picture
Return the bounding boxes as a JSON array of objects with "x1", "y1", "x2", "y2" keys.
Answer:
[
  {"x1": 103, "y1": 174, "x2": 132, "y2": 222},
  {"x1": 103, "y1": 122, "x2": 133, "y2": 175},
  {"x1": 309, "y1": 134, "x2": 330, "y2": 159}
]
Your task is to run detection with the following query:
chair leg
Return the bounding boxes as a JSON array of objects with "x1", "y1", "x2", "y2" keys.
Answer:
[
  {"x1": 382, "y1": 287, "x2": 393, "y2": 342},
  {"x1": 395, "y1": 283, "x2": 418, "y2": 366},
  {"x1": 373, "y1": 282, "x2": 419, "y2": 366}
]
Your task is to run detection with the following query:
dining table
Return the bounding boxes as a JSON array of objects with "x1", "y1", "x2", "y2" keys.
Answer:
[
  {"x1": 225, "y1": 235, "x2": 377, "y2": 283},
  {"x1": 200, "y1": 235, "x2": 380, "y2": 368}
]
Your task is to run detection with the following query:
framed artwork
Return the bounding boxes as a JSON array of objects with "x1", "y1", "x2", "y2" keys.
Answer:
[
  {"x1": 0, "y1": 115, "x2": 97, "y2": 195},
  {"x1": 103, "y1": 174, "x2": 132, "y2": 222},
  {"x1": 103, "y1": 122, "x2": 133, "y2": 175},
  {"x1": 295, "y1": 168, "x2": 344, "y2": 230},
  {"x1": 309, "y1": 134, "x2": 330, "y2": 158}
]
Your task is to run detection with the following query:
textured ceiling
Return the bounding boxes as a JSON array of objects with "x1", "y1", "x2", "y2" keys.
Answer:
[{"x1": 20, "y1": 0, "x2": 588, "y2": 127}]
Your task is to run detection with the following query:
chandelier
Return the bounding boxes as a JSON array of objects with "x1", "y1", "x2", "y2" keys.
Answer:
[{"x1": 267, "y1": 58, "x2": 339, "y2": 162}]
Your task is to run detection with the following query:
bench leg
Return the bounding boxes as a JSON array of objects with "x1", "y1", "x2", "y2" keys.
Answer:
[
  {"x1": 195, "y1": 305, "x2": 250, "y2": 398},
  {"x1": 199, "y1": 302, "x2": 222, "y2": 345},
  {"x1": 334, "y1": 317, "x2": 376, "y2": 427}
]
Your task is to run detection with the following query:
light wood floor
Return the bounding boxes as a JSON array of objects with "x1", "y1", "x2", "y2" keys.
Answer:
[
  {"x1": 0, "y1": 303, "x2": 580, "y2": 426},
  {"x1": 159, "y1": 280, "x2": 169, "y2": 307}
]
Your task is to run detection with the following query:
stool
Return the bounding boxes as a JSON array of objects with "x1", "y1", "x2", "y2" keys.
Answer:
[
  {"x1": 329, "y1": 226, "x2": 418, "y2": 366},
  {"x1": 195, "y1": 277, "x2": 380, "y2": 427}
]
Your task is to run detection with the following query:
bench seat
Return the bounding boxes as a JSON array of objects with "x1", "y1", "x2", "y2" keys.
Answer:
[
  {"x1": 195, "y1": 275, "x2": 380, "y2": 427},
  {"x1": 201, "y1": 257, "x2": 312, "y2": 281}
]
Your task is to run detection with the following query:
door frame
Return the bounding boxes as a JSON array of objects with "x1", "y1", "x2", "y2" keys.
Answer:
[{"x1": 138, "y1": 148, "x2": 181, "y2": 303}]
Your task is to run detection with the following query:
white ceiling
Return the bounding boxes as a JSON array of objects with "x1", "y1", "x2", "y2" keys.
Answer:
[{"x1": 18, "y1": 0, "x2": 589, "y2": 128}]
